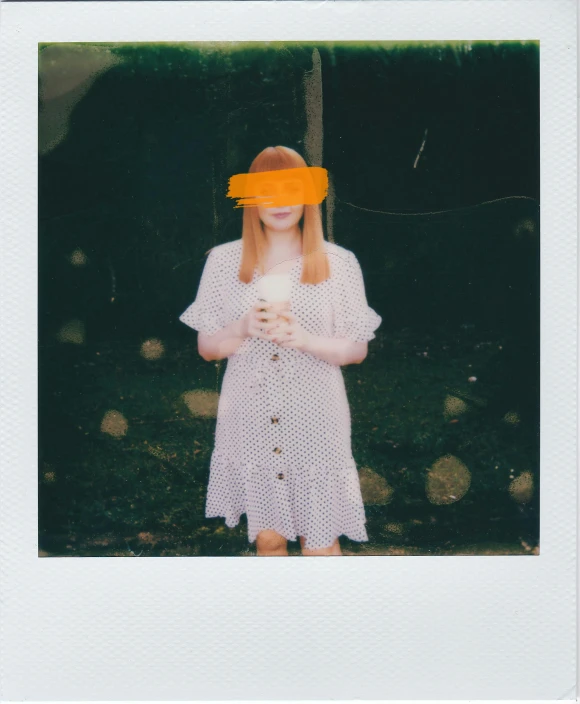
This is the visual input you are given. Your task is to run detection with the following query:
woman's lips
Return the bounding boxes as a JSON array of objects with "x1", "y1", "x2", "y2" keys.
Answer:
[{"x1": 272, "y1": 212, "x2": 291, "y2": 219}]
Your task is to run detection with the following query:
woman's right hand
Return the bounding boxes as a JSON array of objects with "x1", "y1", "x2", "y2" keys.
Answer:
[{"x1": 238, "y1": 302, "x2": 280, "y2": 342}]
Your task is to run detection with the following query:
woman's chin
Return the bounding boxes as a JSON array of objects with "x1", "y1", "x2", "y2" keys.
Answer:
[{"x1": 264, "y1": 217, "x2": 301, "y2": 232}]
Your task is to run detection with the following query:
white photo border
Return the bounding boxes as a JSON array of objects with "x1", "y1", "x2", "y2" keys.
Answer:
[{"x1": 0, "y1": 1, "x2": 577, "y2": 701}]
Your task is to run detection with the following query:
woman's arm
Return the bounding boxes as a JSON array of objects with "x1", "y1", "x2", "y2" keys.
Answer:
[
  {"x1": 201, "y1": 317, "x2": 366, "y2": 366},
  {"x1": 272, "y1": 310, "x2": 369, "y2": 366},
  {"x1": 303, "y1": 334, "x2": 368, "y2": 367},
  {"x1": 198, "y1": 303, "x2": 279, "y2": 362},
  {"x1": 197, "y1": 319, "x2": 246, "y2": 362}
]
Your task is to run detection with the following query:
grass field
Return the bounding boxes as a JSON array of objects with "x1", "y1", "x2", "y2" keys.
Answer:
[{"x1": 39, "y1": 325, "x2": 539, "y2": 557}]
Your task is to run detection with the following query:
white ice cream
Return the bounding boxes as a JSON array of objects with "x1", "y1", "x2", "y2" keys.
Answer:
[{"x1": 256, "y1": 273, "x2": 292, "y2": 303}]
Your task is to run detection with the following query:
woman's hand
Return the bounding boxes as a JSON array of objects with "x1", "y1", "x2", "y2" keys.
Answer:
[
  {"x1": 269, "y1": 310, "x2": 312, "y2": 352},
  {"x1": 238, "y1": 302, "x2": 280, "y2": 342}
]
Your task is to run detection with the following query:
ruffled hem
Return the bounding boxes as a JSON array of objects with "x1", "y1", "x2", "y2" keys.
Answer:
[
  {"x1": 206, "y1": 509, "x2": 369, "y2": 550},
  {"x1": 334, "y1": 307, "x2": 382, "y2": 343},
  {"x1": 179, "y1": 301, "x2": 225, "y2": 336},
  {"x1": 205, "y1": 451, "x2": 369, "y2": 550}
]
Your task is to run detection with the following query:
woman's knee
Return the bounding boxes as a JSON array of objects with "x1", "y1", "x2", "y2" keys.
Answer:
[
  {"x1": 300, "y1": 537, "x2": 342, "y2": 556},
  {"x1": 256, "y1": 530, "x2": 287, "y2": 554}
]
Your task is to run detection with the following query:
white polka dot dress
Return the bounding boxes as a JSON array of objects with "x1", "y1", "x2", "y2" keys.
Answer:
[{"x1": 179, "y1": 238, "x2": 382, "y2": 550}]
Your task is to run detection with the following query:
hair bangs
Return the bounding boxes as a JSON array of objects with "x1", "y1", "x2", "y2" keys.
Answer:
[{"x1": 249, "y1": 146, "x2": 307, "y2": 174}]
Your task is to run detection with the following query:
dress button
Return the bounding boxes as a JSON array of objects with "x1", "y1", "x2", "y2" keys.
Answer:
[
  {"x1": 271, "y1": 353, "x2": 280, "y2": 361},
  {"x1": 277, "y1": 472, "x2": 284, "y2": 480},
  {"x1": 274, "y1": 447, "x2": 282, "y2": 454},
  {"x1": 271, "y1": 416, "x2": 279, "y2": 424}
]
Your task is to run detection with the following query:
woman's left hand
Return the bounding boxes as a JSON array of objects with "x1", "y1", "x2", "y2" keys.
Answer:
[{"x1": 270, "y1": 310, "x2": 312, "y2": 352}]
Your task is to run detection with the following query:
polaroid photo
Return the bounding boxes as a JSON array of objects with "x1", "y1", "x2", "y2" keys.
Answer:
[{"x1": 0, "y1": 0, "x2": 577, "y2": 701}]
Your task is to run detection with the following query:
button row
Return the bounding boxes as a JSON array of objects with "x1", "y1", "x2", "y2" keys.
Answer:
[{"x1": 270, "y1": 353, "x2": 283, "y2": 462}]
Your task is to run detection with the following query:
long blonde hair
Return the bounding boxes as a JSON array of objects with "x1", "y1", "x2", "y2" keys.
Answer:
[{"x1": 238, "y1": 146, "x2": 330, "y2": 285}]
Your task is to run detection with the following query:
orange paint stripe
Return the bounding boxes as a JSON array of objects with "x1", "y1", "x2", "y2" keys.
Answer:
[{"x1": 227, "y1": 166, "x2": 328, "y2": 208}]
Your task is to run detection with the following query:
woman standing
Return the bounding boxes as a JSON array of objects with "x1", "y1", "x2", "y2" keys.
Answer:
[{"x1": 179, "y1": 146, "x2": 382, "y2": 556}]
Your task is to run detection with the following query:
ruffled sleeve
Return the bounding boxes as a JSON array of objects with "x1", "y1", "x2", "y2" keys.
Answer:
[
  {"x1": 332, "y1": 250, "x2": 382, "y2": 342},
  {"x1": 179, "y1": 248, "x2": 227, "y2": 336}
]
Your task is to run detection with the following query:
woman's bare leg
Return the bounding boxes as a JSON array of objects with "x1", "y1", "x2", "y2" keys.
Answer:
[
  {"x1": 300, "y1": 536, "x2": 342, "y2": 556},
  {"x1": 256, "y1": 529, "x2": 288, "y2": 556}
]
